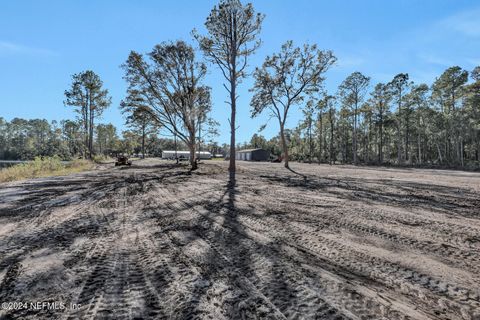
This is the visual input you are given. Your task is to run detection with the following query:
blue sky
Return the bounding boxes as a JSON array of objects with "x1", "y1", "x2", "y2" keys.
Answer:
[{"x1": 1, "y1": 0, "x2": 479, "y2": 144}]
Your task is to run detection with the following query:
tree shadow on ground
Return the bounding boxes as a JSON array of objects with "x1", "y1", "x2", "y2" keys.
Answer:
[
  {"x1": 0, "y1": 163, "x2": 192, "y2": 319},
  {"x1": 258, "y1": 170, "x2": 480, "y2": 218},
  {"x1": 118, "y1": 162, "x2": 187, "y2": 171},
  {"x1": 5, "y1": 162, "x2": 472, "y2": 319},
  {"x1": 168, "y1": 172, "x2": 322, "y2": 318},
  {"x1": 0, "y1": 164, "x2": 193, "y2": 220},
  {"x1": 286, "y1": 166, "x2": 308, "y2": 183}
]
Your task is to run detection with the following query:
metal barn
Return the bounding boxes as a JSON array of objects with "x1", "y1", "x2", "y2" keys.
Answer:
[{"x1": 235, "y1": 148, "x2": 270, "y2": 161}]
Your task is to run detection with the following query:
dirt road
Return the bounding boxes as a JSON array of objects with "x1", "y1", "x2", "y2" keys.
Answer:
[{"x1": 0, "y1": 159, "x2": 479, "y2": 319}]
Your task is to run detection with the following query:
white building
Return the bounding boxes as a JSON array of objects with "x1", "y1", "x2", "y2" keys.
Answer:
[{"x1": 161, "y1": 150, "x2": 212, "y2": 160}]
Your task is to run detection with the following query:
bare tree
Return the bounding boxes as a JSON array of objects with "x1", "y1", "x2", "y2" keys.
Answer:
[
  {"x1": 250, "y1": 41, "x2": 336, "y2": 169},
  {"x1": 122, "y1": 41, "x2": 211, "y2": 170},
  {"x1": 193, "y1": 0, "x2": 264, "y2": 179}
]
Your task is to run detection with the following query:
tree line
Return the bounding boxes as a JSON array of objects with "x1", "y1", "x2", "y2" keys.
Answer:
[
  {"x1": 118, "y1": 0, "x2": 480, "y2": 171},
  {"x1": 0, "y1": 117, "x2": 215, "y2": 160},
  {"x1": 2, "y1": 0, "x2": 479, "y2": 173},
  {"x1": 243, "y1": 66, "x2": 480, "y2": 169}
]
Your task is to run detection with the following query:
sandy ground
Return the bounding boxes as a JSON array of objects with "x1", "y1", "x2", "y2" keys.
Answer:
[{"x1": 0, "y1": 159, "x2": 479, "y2": 320}]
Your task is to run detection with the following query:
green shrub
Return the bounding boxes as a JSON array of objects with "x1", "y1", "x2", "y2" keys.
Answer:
[{"x1": 92, "y1": 154, "x2": 112, "y2": 163}]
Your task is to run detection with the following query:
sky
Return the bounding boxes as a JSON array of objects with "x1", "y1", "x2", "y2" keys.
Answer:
[{"x1": 1, "y1": 0, "x2": 479, "y2": 144}]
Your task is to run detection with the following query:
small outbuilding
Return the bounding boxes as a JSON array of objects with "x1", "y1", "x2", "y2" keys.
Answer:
[{"x1": 235, "y1": 148, "x2": 270, "y2": 161}]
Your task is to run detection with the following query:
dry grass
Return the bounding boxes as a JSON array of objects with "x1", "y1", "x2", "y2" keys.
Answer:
[
  {"x1": 92, "y1": 155, "x2": 115, "y2": 164},
  {"x1": 0, "y1": 156, "x2": 93, "y2": 183}
]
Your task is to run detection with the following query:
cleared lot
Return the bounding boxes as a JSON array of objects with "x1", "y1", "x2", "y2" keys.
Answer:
[{"x1": 0, "y1": 159, "x2": 479, "y2": 319}]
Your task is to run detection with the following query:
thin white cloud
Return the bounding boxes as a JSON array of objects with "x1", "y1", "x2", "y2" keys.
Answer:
[
  {"x1": 467, "y1": 58, "x2": 480, "y2": 67},
  {"x1": 440, "y1": 8, "x2": 480, "y2": 37},
  {"x1": 417, "y1": 53, "x2": 452, "y2": 67},
  {"x1": 0, "y1": 41, "x2": 58, "y2": 57},
  {"x1": 337, "y1": 54, "x2": 365, "y2": 68}
]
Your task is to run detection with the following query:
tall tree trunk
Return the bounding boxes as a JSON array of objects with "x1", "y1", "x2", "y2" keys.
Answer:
[
  {"x1": 198, "y1": 122, "x2": 201, "y2": 161},
  {"x1": 367, "y1": 115, "x2": 372, "y2": 164},
  {"x1": 322, "y1": 116, "x2": 327, "y2": 163},
  {"x1": 142, "y1": 125, "x2": 145, "y2": 159},
  {"x1": 329, "y1": 108, "x2": 334, "y2": 165},
  {"x1": 452, "y1": 91, "x2": 460, "y2": 166},
  {"x1": 84, "y1": 93, "x2": 89, "y2": 159},
  {"x1": 308, "y1": 119, "x2": 312, "y2": 163},
  {"x1": 353, "y1": 102, "x2": 358, "y2": 165},
  {"x1": 397, "y1": 90, "x2": 402, "y2": 164},
  {"x1": 460, "y1": 137, "x2": 464, "y2": 167},
  {"x1": 228, "y1": 15, "x2": 237, "y2": 181},
  {"x1": 189, "y1": 128, "x2": 197, "y2": 170},
  {"x1": 417, "y1": 132, "x2": 422, "y2": 165},
  {"x1": 189, "y1": 142, "x2": 197, "y2": 171},
  {"x1": 228, "y1": 75, "x2": 236, "y2": 179},
  {"x1": 317, "y1": 113, "x2": 322, "y2": 163},
  {"x1": 379, "y1": 111, "x2": 384, "y2": 164},
  {"x1": 280, "y1": 123, "x2": 289, "y2": 168},
  {"x1": 405, "y1": 113, "x2": 410, "y2": 164},
  {"x1": 444, "y1": 114, "x2": 449, "y2": 165},
  {"x1": 436, "y1": 142, "x2": 443, "y2": 164},
  {"x1": 423, "y1": 137, "x2": 427, "y2": 165},
  {"x1": 89, "y1": 108, "x2": 94, "y2": 159},
  {"x1": 404, "y1": 108, "x2": 410, "y2": 164},
  {"x1": 174, "y1": 132, "x2": 178, "y2": 164}
]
